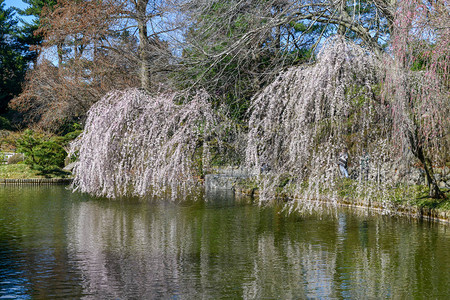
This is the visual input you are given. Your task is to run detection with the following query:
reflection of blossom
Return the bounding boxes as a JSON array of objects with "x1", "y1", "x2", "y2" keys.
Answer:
[{"x1": 65, "y1": 196, "x2": 450, "y2": 299}]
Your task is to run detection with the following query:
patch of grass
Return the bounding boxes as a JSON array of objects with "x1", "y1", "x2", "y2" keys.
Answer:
[
  {"x1": 335, "y1": 178, "x2": 358, "y2": 198},
  {"x1": 0, "y1": 163, "x2": 69, "y2": 179},
  {"x1": 409, "y1": 188, "x2": 450, "y2": 210},
  {"x1": 379, "y1": 183, "x2": 450, "y2": 211}
]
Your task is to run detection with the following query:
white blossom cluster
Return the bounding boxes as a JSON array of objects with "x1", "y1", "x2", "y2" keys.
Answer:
[
  {"x1": 70, "y1": 88, "x2": 218, "y2": 199},
  {"x1": 246, "y1": 36, "x2": 386, "y2": 201}
]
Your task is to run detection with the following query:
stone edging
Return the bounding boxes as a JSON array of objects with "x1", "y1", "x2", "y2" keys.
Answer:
[{"x1": 0, "y1": 178, "x2": 73, "y2": 185}]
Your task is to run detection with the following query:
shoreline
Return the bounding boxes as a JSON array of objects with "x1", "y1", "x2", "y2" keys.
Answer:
[
  {"x1": 235, "y1": 187, "x2": 450, "y2": 224},
  {"x1": 1, "y1": 173, "x2": 448, "y2": 223}
]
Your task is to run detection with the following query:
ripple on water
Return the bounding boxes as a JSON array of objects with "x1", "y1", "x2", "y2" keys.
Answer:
[{"x1": 0, "y1": 186, "x2": 449, "y2": 299}]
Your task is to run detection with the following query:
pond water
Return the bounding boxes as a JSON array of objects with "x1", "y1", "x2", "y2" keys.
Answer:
[{"x1": 0, "y1": 186, "x2": 449, "y2": 299}]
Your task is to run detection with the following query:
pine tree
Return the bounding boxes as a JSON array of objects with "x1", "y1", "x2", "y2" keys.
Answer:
[
  {"x1": 15, "y1": 0, "x2": 57, "y2": 65},
  {"x1": 0, "y1": 0, "x2": 30, "y2": 113}
]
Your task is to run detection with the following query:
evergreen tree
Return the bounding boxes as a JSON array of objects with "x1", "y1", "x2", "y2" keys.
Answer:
[
  {"x1": 0, "y1": 0, "x2": 30, "y2": 113},
  {"x1": 15, "y1": 0, "x2": 58, "y2": 65}
]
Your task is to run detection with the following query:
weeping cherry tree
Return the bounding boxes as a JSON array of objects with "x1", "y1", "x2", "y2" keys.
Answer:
[
  {"x1": 70, "y1": 88, "x2": 227, "y2": 199},
  {"x1": 246, "y1": 37, "x2": 392, "y2": 203}
]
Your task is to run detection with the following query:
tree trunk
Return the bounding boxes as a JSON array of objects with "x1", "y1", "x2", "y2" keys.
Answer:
[
  {"x1": 408, "y1": 130, "x2": 445, "y2": 199},
  {"x1": 137, "y1": 0, "x2": 151, "y2": 91},
  {"x1": 416, "y1": 145, "x2": 445, "y2": 199},
  {"x1": 139, "y1": 51, "x2": 151, "y2": 91},
  {"x1": 338, "y1": 0, "x2": 346, "y2": 35}
]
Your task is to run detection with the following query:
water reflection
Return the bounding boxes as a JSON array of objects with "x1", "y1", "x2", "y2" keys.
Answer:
[
  {"x1": 0, "y1": 186, "x2": 84, "y2": 298},
  {"x1": 0, "y1": 186, "x2": 449, "y2": 299}
]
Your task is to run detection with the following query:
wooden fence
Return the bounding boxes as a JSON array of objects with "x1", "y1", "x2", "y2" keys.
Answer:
[{"x1": 0, "y1": 178, "x2": 73, "y2": 185}]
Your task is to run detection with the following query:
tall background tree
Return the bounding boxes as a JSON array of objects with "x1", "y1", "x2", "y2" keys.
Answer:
[
  {"x1": 0, "y1": 0, "x2": 34, "y2": 115},
  {"x1": 11, "y1": 0, "x2": 397, "y2": 130},
  {"x1": 176, "y1": 0, "x2": 393, "y2": 121},
  {"x1": 11, "y1": 0, "x2": 181, "y2": 132},
  {"x1": 15, "y1": 0, "x2": 57, "y2": 66},
  {"x1": 382, "y1": 0, "x2": 449, "y2": 198}
]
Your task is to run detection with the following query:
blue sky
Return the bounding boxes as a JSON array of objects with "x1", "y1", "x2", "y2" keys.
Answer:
[
  {"x1": 5, "y1": 0, "x2": 34, "y2": 24},
  {"x1": 5, "y1": 0, "x2": 29, "y2": 11}
]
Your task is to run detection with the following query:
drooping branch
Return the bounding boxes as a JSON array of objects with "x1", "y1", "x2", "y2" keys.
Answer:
[
  {"x1": 246, "y1": 36, "x2": 387, "y2": 201},
  {"x1": 70, "y1": 88, "x2": 226, "y2": 199}
]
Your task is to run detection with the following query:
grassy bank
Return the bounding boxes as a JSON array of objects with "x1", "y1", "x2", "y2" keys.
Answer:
[
  {"x1": 333, "y1": 178, "x2": 450, "y2": 211},
  {"x1": 0, "y1": 164, "x2": 70, "y2": 179},
  {"x1": 236, "y1": 177, "x2": 450, "y2": 222}
]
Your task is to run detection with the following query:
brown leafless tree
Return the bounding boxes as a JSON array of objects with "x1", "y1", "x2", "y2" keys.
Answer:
[
  {"x1": 11, "y1": 0, "x2": 183, "y2": 131},
  {"x1": 38, "y1": 0, "x2": 179, "y2": 90}
]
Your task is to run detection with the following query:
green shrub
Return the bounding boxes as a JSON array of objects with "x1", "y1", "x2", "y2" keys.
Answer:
[
  {"x1": 59, "y1": 122, "x2": 82, "y2": 136},
  {"x1": 32, "y1": 141, "x2": 67, "y2": 171},
  {"x1": 16, "y1": 129, "x2": 67, "y2": 172}
]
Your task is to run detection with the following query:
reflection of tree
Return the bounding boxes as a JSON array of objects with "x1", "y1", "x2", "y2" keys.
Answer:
[
  {"x1": 65, "y1": 198, "x2": 450, "y2": 298},
  {"x1": 2, "y1": 188, "x2": 449, "y2": 298},
  {"x1": 67, "y1": 199, "x2": 264, "y2": 298},
  {"x1": 328, "y1": 213, "x2": 450, "y2": 299}
]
